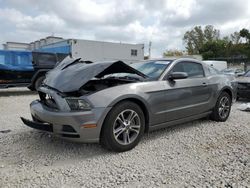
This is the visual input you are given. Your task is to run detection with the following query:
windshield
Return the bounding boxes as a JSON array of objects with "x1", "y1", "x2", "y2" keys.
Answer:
[
  {"x1": 130, "y1": 61, "x2": 172, "y2": 78},
  {"x1": 104, "y1": 60, "x2": 172, "y2": 80}
]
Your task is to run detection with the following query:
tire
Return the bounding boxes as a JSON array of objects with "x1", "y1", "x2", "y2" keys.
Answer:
[
  {"x1": 210, "y1": 92, "x2": 232, "y2": 122},
  {"x1": 101, "y1": 101, "x2": 145, "y2": 152},
  {"x1": 34, "y1": 76, "x2": 45, "y2": 91}
]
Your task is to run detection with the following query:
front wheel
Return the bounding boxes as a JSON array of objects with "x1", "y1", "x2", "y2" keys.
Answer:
[
  {"x1": 210, "y1": 92, "x2": 232, "y2": 122},
  {"x1": 101, "y1": 101, "x2": 145, "y2": 152}
]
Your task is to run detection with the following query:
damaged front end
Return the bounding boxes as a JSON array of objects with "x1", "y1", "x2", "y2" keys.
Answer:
[{"x1": 21, "y1": 58, "x2": 147, "y2": 142}]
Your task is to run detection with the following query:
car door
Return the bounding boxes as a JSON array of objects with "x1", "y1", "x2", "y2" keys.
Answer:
[{"x1": 163, "y1": 61, "x2": 212, "y2": 122}]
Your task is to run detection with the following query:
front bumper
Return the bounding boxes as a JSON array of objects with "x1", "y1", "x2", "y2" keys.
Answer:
[{"x1": 21, "y1": 100, "x2": 111, "y2": 143}]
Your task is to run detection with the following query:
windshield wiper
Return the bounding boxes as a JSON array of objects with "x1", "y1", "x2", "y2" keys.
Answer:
[
  {"x1": 61, "y1": 59, "x2": 93, "y2": 70},
  {"x1": 108, "y1": 76, "x2": 142, "y2": 81}
]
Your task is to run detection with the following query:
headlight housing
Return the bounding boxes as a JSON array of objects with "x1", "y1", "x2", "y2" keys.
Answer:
[{"x1": 66, "y1": 98, "x2": 91, "y2": 111}]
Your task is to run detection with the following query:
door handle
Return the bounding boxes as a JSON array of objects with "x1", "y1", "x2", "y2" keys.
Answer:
[{"x1": 202, "y1": 82, "x2": 208, "y2": 87}]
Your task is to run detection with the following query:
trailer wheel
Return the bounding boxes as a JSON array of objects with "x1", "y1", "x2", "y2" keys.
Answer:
[{"x1": 34, "y1": 76, "x2": 45, "y2": 90}]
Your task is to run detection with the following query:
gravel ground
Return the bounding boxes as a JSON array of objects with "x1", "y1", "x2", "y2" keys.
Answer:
[{"x1": 0, "y1": 88, "x2": 249, "y2": 187}]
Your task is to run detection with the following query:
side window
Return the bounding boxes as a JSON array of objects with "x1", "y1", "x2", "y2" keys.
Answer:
[
  {"x1": 0, "y1": 51, "x2": 12, "y2": 65},
  {"x1": 0, "y1": 52, "x2": 7, "y2": 65},
  {"x1": 171, "y1": 62, "x2": 205, "y2": 78},
  {"x1": 33, "y1": 53, "x2": 57, "y2": 66},
  {"x1": 13, "y1": 53, "x2": 32, "y2": 66}
]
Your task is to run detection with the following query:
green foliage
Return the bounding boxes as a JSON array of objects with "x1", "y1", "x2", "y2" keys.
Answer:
[
  {"x1": 200, "y1": 39, "x2": 229, "y2": 60},
  {"x1": 239, "y1": 29, "x2": 250, "y2": 41},
  {"x1": 163, "y1": 49, "x2": 183, "y2": 57},
  {"x1": 182, "y1": 26, "x2": 250, "y2": 60},
  {"x1": 183, "y1": 25, "x2": 220, "y2": 54}
]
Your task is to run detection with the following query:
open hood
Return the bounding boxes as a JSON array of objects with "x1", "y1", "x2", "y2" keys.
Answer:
[{"x1": 44, "y1": 57, "x2": 147, "y2": 93}]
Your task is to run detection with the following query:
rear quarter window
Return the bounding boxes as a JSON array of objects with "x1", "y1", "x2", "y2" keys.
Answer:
[{"x1": 171, "y1": 61, "x2": 205, "y2": 78}]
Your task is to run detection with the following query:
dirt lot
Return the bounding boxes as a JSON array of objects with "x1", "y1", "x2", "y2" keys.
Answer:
[{"x1": 0, "y1": 88, "x2": 249, "y2": 187}]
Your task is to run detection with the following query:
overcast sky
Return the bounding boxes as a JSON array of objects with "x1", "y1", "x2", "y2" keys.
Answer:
[{"x1": 0, "y1": 0, "x2": 250, "y2": 57}]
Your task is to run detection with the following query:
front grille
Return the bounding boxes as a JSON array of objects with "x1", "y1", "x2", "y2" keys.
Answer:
[{"x1": 38, "y1": 91, "x2": 58, "y2": 110}]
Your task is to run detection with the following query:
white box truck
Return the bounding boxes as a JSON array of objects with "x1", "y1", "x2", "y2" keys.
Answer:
[
  {"x1": 38, "y1": 39, "x2": 144, "y2": 64},
  {"x1": 202, "y1": 60, "x2": 227, "y2": 71}
]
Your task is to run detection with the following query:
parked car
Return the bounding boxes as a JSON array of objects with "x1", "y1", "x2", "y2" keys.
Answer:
[
  {"x1": 221, "y1": 68, "x2": 245, "y2": 77},
  {"x1": 21, "y1": 58, "x2": 237, "y2": 152},
  {"x1": 0, "y1": 50, "x2": 67, "y2": 90},
  {"x1": 237, "y1": 70, "x2": 250, "y2": 99}
]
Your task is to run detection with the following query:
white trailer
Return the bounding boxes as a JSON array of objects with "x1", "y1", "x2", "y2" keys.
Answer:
[
  {"x1": 38, "y1": 39, "x2": 144, "y2": 63},
  {"x1": 202, "y1": 60, "x2": 227, "y2": 71}
]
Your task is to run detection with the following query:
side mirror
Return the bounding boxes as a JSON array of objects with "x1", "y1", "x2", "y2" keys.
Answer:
[{"x1": 168, "y1": 72, "x2": 188, "y2": 80}]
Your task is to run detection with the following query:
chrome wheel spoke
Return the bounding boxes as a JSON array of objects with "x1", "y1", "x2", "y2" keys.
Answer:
[
  {"x1": 114, "y1": 126, "x2": 125, "y2": 138},
  {"x1": 116, "y1": 117, "x2": 124, "y2": 125},
  {"x1": 123, "y1": 131, "x2": 131, "y2": 144},
  {"x1": 127, "y1": 111, "x2": 136, "y2": 121},
  {"x1": 130, "y1": 124, "x2": 140, "y2": 133},
  {"x1": 119, "y1": 112, "x2": 126, "y2": 122}
]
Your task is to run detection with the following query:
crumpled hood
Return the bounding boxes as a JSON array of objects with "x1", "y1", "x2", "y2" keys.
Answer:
[{"x1": 44, "y1": 57, "x2": 146, "y2": 93}]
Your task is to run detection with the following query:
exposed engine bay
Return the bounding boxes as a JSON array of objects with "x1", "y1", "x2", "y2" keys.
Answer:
[{"x1": 65, "y1": 78, "x2": 138, "y2": 97}]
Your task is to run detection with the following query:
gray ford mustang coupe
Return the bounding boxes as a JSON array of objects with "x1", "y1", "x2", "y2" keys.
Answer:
[{"x1": 21, "y1": 57, "x2": 237, "y2": 152}]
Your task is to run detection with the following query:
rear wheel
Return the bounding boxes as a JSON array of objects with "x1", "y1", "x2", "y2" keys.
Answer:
[
  {"x1": 101, "y1": 101, "x2": 145, "y2": 152},
  {"x1": 210, "y1": 92, "x2": 231, "y2": 122},
  {"x1": 34, "y1": 76, "x2": 45, "y2": 91}
]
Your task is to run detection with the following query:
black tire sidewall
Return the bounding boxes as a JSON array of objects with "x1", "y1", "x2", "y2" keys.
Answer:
[
  {"x1": 35, "y1": 76, "x2": 45, "y2": 90},
  {"x1": 101, "y1": 101, "x2": 145, "y2": 152}
]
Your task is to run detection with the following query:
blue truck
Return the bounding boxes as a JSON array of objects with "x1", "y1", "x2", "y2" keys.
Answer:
[{"x1": 0, "y1": 50, "x2": 67, "y2": 90}]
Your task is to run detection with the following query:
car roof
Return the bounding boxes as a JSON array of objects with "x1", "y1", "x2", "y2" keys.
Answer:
[{"x1": 147, "y1": 57, "x2": 201, "y2": 62}]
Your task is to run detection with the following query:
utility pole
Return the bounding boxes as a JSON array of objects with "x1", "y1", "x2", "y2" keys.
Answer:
[{"x1": 148, "y1": 41, "x2": 152, "y2": 59}]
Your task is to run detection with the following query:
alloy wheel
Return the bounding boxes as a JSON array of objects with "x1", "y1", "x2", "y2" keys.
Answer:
[
  {"x1": 218, "y1": 96, "x2": 230, "y2": 119},
  {"x1": 113, "y1": 109, "x2": 141, "y2": 145}
]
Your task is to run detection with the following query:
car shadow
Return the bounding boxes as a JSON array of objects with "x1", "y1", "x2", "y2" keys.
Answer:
[{"x1": 141, "y1": 118, "x2": 208, "y2": 142}]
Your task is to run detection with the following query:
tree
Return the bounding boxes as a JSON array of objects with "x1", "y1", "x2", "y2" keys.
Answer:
[
  {"x1": 230, "y1": 32, "x2": 241, "y2": 44},
  {"x1": 183, "y1": 25, "x2": 220, "y2": 54},
  {"x1": 239, "y1": 28, "x2": 250, "y2": 43},
  {"x1": 163, "y1": 49, "x2": 184, "y2": 57},
  {"x1": 200, "y1": 39, "x2": 229, "y2": 60}
]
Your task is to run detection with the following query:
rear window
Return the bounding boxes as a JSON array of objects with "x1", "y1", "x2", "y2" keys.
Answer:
[
  {"x1": 33, "y1": 53, "x2": 57, "y2": 66},
  {"x1": 207, "y1": 66, "x2": 220, "y2": 75}
]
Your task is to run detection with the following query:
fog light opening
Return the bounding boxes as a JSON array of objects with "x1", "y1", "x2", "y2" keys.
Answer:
[{"x1": 82, "y1": 124, "x2": 97, "y2": 128}]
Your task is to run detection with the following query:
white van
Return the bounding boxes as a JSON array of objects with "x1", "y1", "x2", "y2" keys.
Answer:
[{"x1": 202, "y1": 60, "x2": 227, "y2": 71}]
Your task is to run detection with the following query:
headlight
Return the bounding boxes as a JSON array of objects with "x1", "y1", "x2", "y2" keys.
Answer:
[{"x1": 66, "y1": 98, "x2": 91, "y2": 111}]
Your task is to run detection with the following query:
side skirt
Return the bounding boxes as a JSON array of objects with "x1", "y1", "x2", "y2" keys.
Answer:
[{"x1": 148, "y1": 111, "x2": 212, "y2": 132}]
